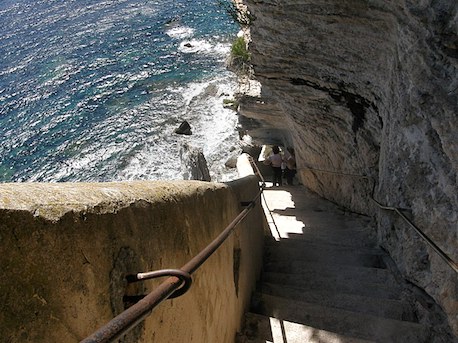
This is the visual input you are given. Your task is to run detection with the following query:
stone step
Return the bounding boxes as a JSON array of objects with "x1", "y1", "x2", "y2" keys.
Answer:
[
  {"x1": 260, "y1": 272, "x2": 405, "y2": 300},
  {"x1": 266, "y1": 214, "x2": 371, "y2": 231},
  {"x1": 262, "y1": 259, "x2": 396, "y2": 285},
  {"x1": 285, "y1": 220, "x2": 372, "y2": 237},
  {"x1": 266, "y1": 230, "x2": 378, "y2": 248},
  {"x1": 267, "y1": 206, "x2": 371, "y2": 224},
  {"x1": 264, "y1": 239, "x2": 383, "y2": 255},
  {"x1": 258, "y1": 283, "x2": 417, "y2": 322},
  {"x1": 236, "y1": 337, "x2": 273, "y2": 343},
  {"x1": 264, "y1": 244, "x2": 386, "y2": 269},
  {"x1": 251, "y1": 294, "x2": 430, "y2": 342},
  {"x1": 241, "y1": 312, "x2": 375, "y2": 343}
]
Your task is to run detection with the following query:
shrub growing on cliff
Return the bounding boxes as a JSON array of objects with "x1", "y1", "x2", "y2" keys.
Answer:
[
  {"x1": 223, "y1": 98, "x2": 239, "y2": 110},
  {"x1": 230, "y1": 36, "x2": 250, "y2": 73}
]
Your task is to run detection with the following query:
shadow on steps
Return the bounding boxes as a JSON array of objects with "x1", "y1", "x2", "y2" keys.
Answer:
[{"x1": 237, "y1": 186, "x2": 454, "y2": 343}]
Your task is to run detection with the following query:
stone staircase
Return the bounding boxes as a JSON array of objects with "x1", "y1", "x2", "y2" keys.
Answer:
[{"x1": 236, "y1": 186, "x2": 451, "y2": 343}]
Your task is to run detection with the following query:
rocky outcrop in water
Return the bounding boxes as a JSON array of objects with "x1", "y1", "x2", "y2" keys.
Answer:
[
  {"x1": 180, "y1": 143, "x2": 211, "y2": 181},
  {"x1": 237, "y1": 0, "x2": 457, "y2": 335},
  {"x1": 175, "y1": 120, "x2": 192, "y2": 135}
]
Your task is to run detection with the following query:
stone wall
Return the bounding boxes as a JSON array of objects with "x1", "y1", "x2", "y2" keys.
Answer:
[
  {"x1": 0, "y1": 177, "x2": 266, "y2": 342},
  {"x1": 237, "y1": 0, "x2": 457, "y2": 334}
]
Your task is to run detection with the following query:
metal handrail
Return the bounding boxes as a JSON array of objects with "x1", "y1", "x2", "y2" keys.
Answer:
[
  {"x1": 247, "y1": 155, "x2": 267, "y2": 186},
  {"x1": 81, "y1": 187, "x2": 264, "y2": 343},
  {"x1": 300, "y1": 166, "x2": 372, "y2": 180},
  {"x1": 300, "y1": 165, "x2": 458, "y2": 274},
  {"x1": 371, "y1": 198, "x2": 458, "y2": 274},
  {"x1": 247, "y1": 156, "x2": 281, "y2": 238}
]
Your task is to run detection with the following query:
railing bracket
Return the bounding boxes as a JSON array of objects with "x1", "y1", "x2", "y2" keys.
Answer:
[{"x1": 126, "y1": 269, "x2": 192, "y2": 299}]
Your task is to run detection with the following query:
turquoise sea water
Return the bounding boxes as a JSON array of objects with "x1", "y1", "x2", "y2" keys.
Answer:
[{"x1": 0, "y1": 0, "x2": 239, "y2": 182}]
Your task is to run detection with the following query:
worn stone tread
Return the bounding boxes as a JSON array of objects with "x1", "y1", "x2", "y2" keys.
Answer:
[
  {"x1": 264, "y1": 239, "x2": 383, "y2": 255},
  {"x1": 266, "y1": 232, "x2": 378, "y2": 248},
  {"x1": 262, "y1": 259, "x2": 396, "y2": 284},
  {"x1": 241, "y1": 312, "x2": 376, "y2": 343},
  {"x1": 265, "y1": 250, "x2": 386, "y2": 269},
  {"x1": 258, "y1": 283, "x2": 416, "y2": 321},
  {"x1": 260, "y1": 272, "x2": 405, "y2": 300},
  {"x1": 252, "y1": 294, "x2": 430, "y2": 342}
]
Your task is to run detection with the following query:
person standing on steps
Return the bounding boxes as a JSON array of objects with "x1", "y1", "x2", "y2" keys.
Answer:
[
  {"x1": 284, "y1": 147, "x2": 297, "y2": 185},
  {"x1": 264, "y1": 145, "x2": 283, "y2": 186}
]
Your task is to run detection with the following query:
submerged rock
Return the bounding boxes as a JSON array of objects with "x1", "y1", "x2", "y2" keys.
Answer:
[{"x1": 224, "y1": 155, "x2": 238, "y2": 169}]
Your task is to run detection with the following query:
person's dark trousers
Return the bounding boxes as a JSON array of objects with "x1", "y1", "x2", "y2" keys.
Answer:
[
  {"x1": 272, "y1": 167, "x2": 282, "y2": 186},
  {"x1": 285, "y1": 168, "x2": 296, "y2": 185}
]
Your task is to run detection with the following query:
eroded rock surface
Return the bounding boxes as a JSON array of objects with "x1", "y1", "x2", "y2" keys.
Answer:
[
  {"x1": 237, "y1": 0, "x2": 457, "y2": 335},
  {"x1": 180, "y1": 143, "x2": 211, "y2": 181}
]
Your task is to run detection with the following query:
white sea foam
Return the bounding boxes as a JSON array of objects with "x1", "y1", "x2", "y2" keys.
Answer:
[
  {"x1": 0, "y1": 64, "x2": 26, "y2": 76},
  {"x1": 178, "y1": 40, "x2": 231, "y2": 60},
  {"x1": 115, "y1": 73, "x2": 240, "y2": 183},
  {"x1": 166, "y1": 26, "x2": 195, "y2": 39},
  {"x1": 213, "y1": 43, "x2": 231, "y2": 56},
  {"x1": 178, "y1": 39, "x2": 213, "y2": 54},
  {"x1": 178, "y1": 76, "x2": 240, "y2": 181}
]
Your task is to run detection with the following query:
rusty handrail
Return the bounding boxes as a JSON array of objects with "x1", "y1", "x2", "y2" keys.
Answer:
[
  {"x1": 247, "y1": 155, "x2": 267, "y2": 185},
  {"x1": 300, "y1": 166, "x2": 372, "y2": 180},
  {"x1": 247, "y1": 155, "x2": 281, "y2": 238},
  {"x1": 299, "y1": 165, "x2": 458, "y2": 274},
  {"x1": 371, "y1": 198, "x2": 458, "y2": 274},
  {"x1": 81, "y1": 187, "x2": 264, "y2": 343}
]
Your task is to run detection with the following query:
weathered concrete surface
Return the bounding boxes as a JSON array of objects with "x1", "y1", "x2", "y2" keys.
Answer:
[
  {"x1": 0, "y1": 178, "x2": 266, "y2": 342},
  {"x1": 237, "y1": 0, "x2": 457, "y2": 334}
]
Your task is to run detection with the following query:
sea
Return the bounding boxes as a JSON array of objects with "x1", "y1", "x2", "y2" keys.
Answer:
[{"x1": 0, "y1": 0, "x2": 241, "y2": 183}]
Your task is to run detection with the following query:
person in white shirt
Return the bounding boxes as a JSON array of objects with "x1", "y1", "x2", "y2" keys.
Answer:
[{"x1": 265, "y1": 145, "x2": 283, "y2": 186}]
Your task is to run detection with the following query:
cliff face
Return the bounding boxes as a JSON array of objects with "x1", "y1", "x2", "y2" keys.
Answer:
[{"x1": 238, "y1": 0, "x2": 457, "y2": 333}]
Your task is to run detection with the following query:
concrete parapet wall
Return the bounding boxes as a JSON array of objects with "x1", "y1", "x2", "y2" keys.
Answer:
[{"x1": 0, "y1": 177, "x2": 266, "y2": 342}]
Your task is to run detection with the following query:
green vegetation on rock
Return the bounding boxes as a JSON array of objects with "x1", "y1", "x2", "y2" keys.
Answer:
[{"x1": 230, "y1": 36, "x2": 250, "y2": 74}]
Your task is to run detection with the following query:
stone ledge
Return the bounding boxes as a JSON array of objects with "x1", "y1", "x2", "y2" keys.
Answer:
[{"x1": 0, "y1": 180, "x2": 225, "y2": 222}]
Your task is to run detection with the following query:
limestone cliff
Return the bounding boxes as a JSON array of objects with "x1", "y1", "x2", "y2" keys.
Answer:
[{"x1": 237, "y1": 0, "x2": 457, "y2": 334}]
